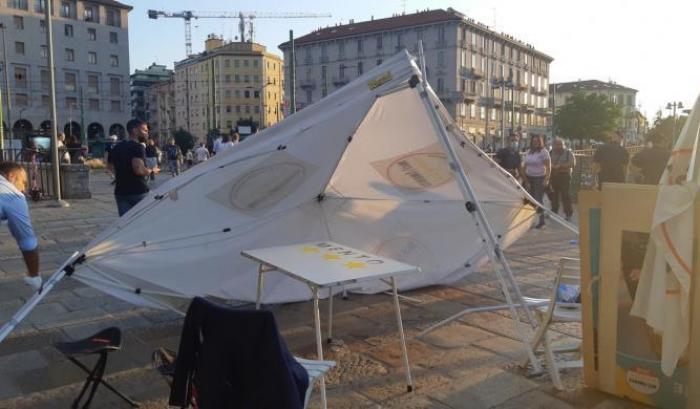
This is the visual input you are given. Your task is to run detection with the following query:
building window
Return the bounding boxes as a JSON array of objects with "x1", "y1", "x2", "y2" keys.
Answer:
[
  {"x1": 376, "y1": 59, "x2": 382, "y2": 66},
  {"x1": 244, "y1": 75, "x2": 250, "y2": 83},
  {"x1": 224, "y1": 75, "x2": 231, "y2": 83},
  {"x1": 253, "y1": 59, "x2": 258, "y2": 67},
  {"x1": 64, "y1": 72, "x2": 76, "y2": 91},
  {"x1": 106, "y1": 8, "x2": 120, "y2": 27},
  {"x1": 41, "y1": 95, "x2": 50, "y2": 107},
  {"x1": 88, "y1": 52, "x2": 97, "y2": 64},
  {"x1": 437, "y1": 78, "x2": 444, "y2": 92},
  {"x1": 244, "y1": 90, "x2": 250, "y2": 98},
  {"x1": 87, "y1": 74, "x2": 99, "y2": 93},
  {"x1": 88, "y1": 28, "x2": 96, "y2": 41},
  {"x1": 14, "y1": 67, "x2": 27, "y2": 88},
  {"x1": 357, "y1": 61, "x2": 363, "y2": 76},
  {"x1": 437, "y1": 51, "x2": 444, "y2": 67},
  {"x1": 40, "y1": 69, "x2": 48, "y2": 89},
  {"x1": 9, "y1": 0, "x2": 28, "y2": 10},
  {"x1": 253, "y1": 75, "x2": 259, "y2": 83},
  {"x1": 234, "y1": 90, "x2": 240, "y2": 98},
  {"x1": 84, "y1": 4, "x2": 98, "y2": 23},
  {"x1": 357, "y1": 39, "x2": 363, "y2": 53},
  {"x1": 60, "y1": 1, "x2": 73, "y2": 18},
  {"x1": 253, "y1": 91, "x2": 259, "y2": 98},
  {"x1": 224, "y1": 59, "x2": 230, "y2": 68},
  {"x1": 87, "y1": 98, "x2": 99, "y2": 111},
  {"x1": 39, "y1": 19, "x2": 46, "y2": 33},
  {"x1": 15, "y1": 93, "x2": 28, "y2": 106},
  {"x1": 438, "y1": 26, "x2": 446, "y2": 44},
  {"x1": 13, "y1": 16, "x2": 24, "y2": 30},
  {"x1": 64, "y1": 24, "x2": 73, "y2": 37},
  {"x1": 40, "y1": 45, "x2": 47, "y2": 59},
  {"x1": 110, "y1": 77, "x2": 120, "y2": 96},
  {"x1": 234, "y1": 59, "x2": 240, "y2": 67},
  {"x1": 15, "y1": 41, "x2": 25, "y2": 55},
  {"x1": 245, "y1": 106, "x2": 250, "y2": 113},
  {"x1": 243, "y1": 59, "x2": 249, "y2": 67},
  {"x1": 235, "y1": 106, "x2": 241, "y2": 113},
  {"x1": 66, "y1": 97, "x2": 77, "y2": 109},
  {"x1": 234, "y1": 74, "x2": 240, "y2": 82},
  {"x1": 65, "y1": 48, "x2": 74, "y2": 61},
  {"x1": 376, "y1": 34, "x2": 382, "y2": 49},
  {"x1": 110, "y1": 100, "x2": 121, "y2": 112},
  {"x1": 110, "y1": 55, "x2": 118, "y2": 67},
  {"x1": 109, "y1": 32, "x2": 118, "y2": 44}
]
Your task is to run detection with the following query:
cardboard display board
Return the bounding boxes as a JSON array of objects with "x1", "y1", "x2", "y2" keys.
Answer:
[{"x1": 578, "y1": 183, "x2": 700, "y2": 408}]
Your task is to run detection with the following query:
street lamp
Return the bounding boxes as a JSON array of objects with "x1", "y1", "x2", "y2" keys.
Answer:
[{"x1": 666, "y1": 101, "x2": 684, "y2": 144}]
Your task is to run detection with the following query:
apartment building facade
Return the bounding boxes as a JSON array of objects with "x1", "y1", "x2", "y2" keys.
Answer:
[
  {"x1": 173, "y1": 35, "x2": 284, "y2": 140},
  {"x1": 0, "y1": 0, "x2": 131, "y2": 154},
  {"x1": 130, "y1": 63, "x2": 172, "y2": 122},
  {"x1": 279, "y1": 8, "x2": 553, "y2": 147},
  {"x1": 550, "y1": 80, "x2": 642, "y2": 143},
  {"x1": 143, "y1": 76, "x2": 174, "y2": 144}
]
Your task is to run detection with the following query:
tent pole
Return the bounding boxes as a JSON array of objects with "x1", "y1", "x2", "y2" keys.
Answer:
[
  {"x1": 413, "y1": 58, "x2": 548, "y2": 372},
  {"x1": 0, "y1": 252, "x2": 80, "y2": 344}
]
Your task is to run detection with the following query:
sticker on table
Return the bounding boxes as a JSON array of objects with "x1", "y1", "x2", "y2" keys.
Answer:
[{"x1": 299, "y1": 242, "x2": 385, "y2": 269}]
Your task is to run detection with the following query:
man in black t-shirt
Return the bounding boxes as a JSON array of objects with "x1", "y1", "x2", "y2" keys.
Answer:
[
  {"x1": 108, "y1": 119, "x2": 159, "y2": 216},
  {"x1": 494, "y1": 135, "x2": 521, "y2": 178},
  {"x1": 593, "y1": 131, "x2": 629, "y2": 189},
  {"x1": 631, "y1": 134, "x2": 670, "y2": 185}
]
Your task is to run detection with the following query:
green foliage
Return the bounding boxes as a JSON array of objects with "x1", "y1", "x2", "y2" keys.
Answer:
[
  {"x1": 645, "y1": 115, "x2": 688, "y2": 145},
  {"x1": 554, "y1": 92, "x2": 622, "y2": 142},
  {"x1": 172, "y1": 128, "x2": 195, "y2": 154}
]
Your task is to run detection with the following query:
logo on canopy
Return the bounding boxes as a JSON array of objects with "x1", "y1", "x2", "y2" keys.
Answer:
[
  {"x1": 371, "y1": 143, "x2": 453, "y2": 191},
  {"x1": 207, "y1": 152, "x2": 317, "y2": 214}
]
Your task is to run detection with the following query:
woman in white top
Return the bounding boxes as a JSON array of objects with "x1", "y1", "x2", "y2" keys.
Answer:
[
  {"x1": 520, "y1": 134, "x2": 551, "y2": 229},
  {"x1": 217, "y1": 134, "x2": 236, "y2": 154}
]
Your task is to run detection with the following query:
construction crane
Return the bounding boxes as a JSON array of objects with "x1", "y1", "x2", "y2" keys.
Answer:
[{"x1": 148, "y1": 9, "x2": 331, "y2": 57}]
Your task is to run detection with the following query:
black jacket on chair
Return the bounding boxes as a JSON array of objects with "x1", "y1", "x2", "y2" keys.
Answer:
[{"x1": 169, "y1": 297, "x2": 309, "y2": 409}]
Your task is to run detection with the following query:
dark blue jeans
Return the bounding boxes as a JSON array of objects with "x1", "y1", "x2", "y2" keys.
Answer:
[
  {"x1": 115, "y1": 193, "x2": 148, "y2": 217},
  {"x1": 526, "y1": 175, "x2": 547, "y2": 225}
]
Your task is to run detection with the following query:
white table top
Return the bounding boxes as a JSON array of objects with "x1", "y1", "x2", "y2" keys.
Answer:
[{"x1": 241, "y1": 241, "x2": 421, "y2": 288}]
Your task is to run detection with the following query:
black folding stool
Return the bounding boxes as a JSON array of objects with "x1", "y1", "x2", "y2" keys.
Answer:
[{"x1": 54, "y1": 327, "x2": 140, "y2": 409}]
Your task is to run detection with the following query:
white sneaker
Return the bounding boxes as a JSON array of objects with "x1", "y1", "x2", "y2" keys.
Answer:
[{"x1": 23, "y1": 275, "x2": 42, "y2": 291}]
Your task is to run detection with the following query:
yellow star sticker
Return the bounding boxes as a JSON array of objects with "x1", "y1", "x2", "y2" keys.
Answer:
[
  {"x1": 302, "y1": 246, "x2": 320, "y2": 253},
  {"x1": 344, "y1": 261, "x2": 367, "y2": 269},
  {"x1": 323, "y1": 252, "x2": 341, "y2": 261}
]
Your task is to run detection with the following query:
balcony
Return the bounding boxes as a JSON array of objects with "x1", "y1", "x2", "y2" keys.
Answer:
[
  {"x1": 536, "y1": 107, "x2": 552, "y2": 115},
  {"x1": 299, "y1": 79, "x2": 316, "y2": 89},
  {"x1": 459, "y1": 67, "x2": 484, "y2": 79},
  {"x1": 332, "y1": 76, "x2": 350, "y2": 86},
  {"x1": 437, "y1": 90, "x2": 478, "y2": 103}
]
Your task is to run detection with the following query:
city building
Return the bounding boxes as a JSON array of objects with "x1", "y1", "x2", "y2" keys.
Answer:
[
  {"x1": 173, "y1": 35, "x2": 284, "y2": 140},
  {"x1": 550, "y1": 80, "x2": 641, "y2": 143},
  {"x1": 279, "y1": 8, "x2": 553, "y2": 147},
  {"x1": 143, "y1": 75, "x2": 174, "y2": 144},
  {"x1": 130, "y1": 63, "x2": 172, "y2": 123},
  {"x1": 0, "y1": 0, "x2": 132, "y2": 155}
]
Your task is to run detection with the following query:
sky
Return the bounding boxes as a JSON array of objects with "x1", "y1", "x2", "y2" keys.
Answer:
[{"x1": 127, "y1": 0, "x2": 700, "y2": 120}]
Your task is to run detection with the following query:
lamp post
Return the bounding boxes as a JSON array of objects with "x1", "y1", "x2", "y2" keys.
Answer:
[
  {"x1": 666, "y1": 101, "x2": 684, "y2": 144},
  {"x1": 0, "y1": 23, "x2": 12, "y2": 145}
]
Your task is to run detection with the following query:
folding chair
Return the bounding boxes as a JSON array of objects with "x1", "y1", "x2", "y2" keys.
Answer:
[
  {"x1": 522, "y1": 257, "x2": 582, "y2": 390},
  {"x1": 294, "y1": 357, "x2": 336, "y2": 408},
  {"x1": 54, "y1": 327, "x2": 140, "y2": 409}
]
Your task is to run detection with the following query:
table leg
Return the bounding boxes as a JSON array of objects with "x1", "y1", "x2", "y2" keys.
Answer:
[
  {"x1": 313, "y1": 286, "x2": 328, "y2": 409},
  {"x1": 391, "y1": 277, "x2": 414, "y2": 392},
  {"x1": 327, "y1": 286, "x2": 334, "y2": 343},
  {"x1": 255, "y1": 265, "x2": 265, "y2": 310}
]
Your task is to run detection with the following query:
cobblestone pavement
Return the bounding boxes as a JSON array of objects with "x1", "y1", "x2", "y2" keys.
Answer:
[{"x1": 0, "y1": 172, "x2": 647, "y2": 408}]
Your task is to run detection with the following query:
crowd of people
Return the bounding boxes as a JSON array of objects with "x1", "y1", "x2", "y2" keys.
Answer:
[{"x1": 494, "y1": 131, "x2": 670, "y2": 228}]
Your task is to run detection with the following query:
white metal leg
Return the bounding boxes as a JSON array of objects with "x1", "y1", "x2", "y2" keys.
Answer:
[
  {"x1": 391, "y1": 277, "x2": 414, "y2": 392},
  {"x1": 327, "y1": 286, "x2": 334, "y2": 343},
  {"x1": 342, "y1": 287, "x2": 348, "y2": 300},
  {"x1": 312, "y1": 287, "x2": 328, "y2": 409},
  {"x1": 255, "y1": 264, "x2": 265, "y2": 310}
]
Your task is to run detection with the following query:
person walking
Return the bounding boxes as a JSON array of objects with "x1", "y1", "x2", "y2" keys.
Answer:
[
  {"x1": 0, "y1": 162, "x2": 42, "y2": 289},
  {"x1": 521, "y1": 134, "x2": 551, "y2": 229},
  {"x1": 631, "y1": 134, "x2": 670, "y2": 185},
  {"x1": 217, "y1": 134, "x2": 236, "y2": 154},
  {"x1": 144, "y1": 138, "x2": 159, "y2": 182},
  {"x1": 107, "y1": 119, "x2": 158, "y2": 216},
  {"x1": 494, "y1": 135, "x2": 521, "y2": 178},
  {"x1": 592, "y1": 131, "x2": 629, "y2": 189},
  {"x1": 164, "y1": 139, "x2": 181, "y2": 176},
  {"x1": 194, "y1": 142, "x2": 210, "y2": 164},
  {"x1": 549, "y1": 138, "x2": 576, "y2": 221}
]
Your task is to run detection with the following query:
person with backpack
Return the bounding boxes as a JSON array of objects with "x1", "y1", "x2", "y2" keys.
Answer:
[{"x1": 164, "y1": 138, "x2": 182, "y2": 176}]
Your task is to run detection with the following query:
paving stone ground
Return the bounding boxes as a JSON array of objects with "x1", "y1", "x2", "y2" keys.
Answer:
[{"x1": 0, "y1": 172, "x2": 648, "y2": 408}]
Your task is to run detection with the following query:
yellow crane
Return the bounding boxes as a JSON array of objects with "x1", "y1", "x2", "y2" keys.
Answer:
[{"x1": 147, "y1": 9, "x2": 332, "y2": 57}]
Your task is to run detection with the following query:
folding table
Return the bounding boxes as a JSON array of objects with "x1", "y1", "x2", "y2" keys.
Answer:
[{"x1": 242, "y1": 241, "x2": 420, "y2": 409}]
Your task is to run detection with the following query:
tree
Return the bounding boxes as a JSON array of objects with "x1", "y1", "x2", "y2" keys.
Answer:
[
  {"x1": 645, "y1": 115, "x2": 688, "y2": 146},
  {"x1": 172, "y1": 128, "x2": 195, "y2": 154},
  {"x1": 554, "y1": 92, "x2": 622, "y2": 143}
]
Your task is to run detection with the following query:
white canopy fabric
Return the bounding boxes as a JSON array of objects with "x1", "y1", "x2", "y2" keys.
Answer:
[
  {"x1": 71, "y1": 51, "x2": 538, "y2": 309},
  {"x1": 631, "y1": 93, "x2": 700, "y2": 376}
]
